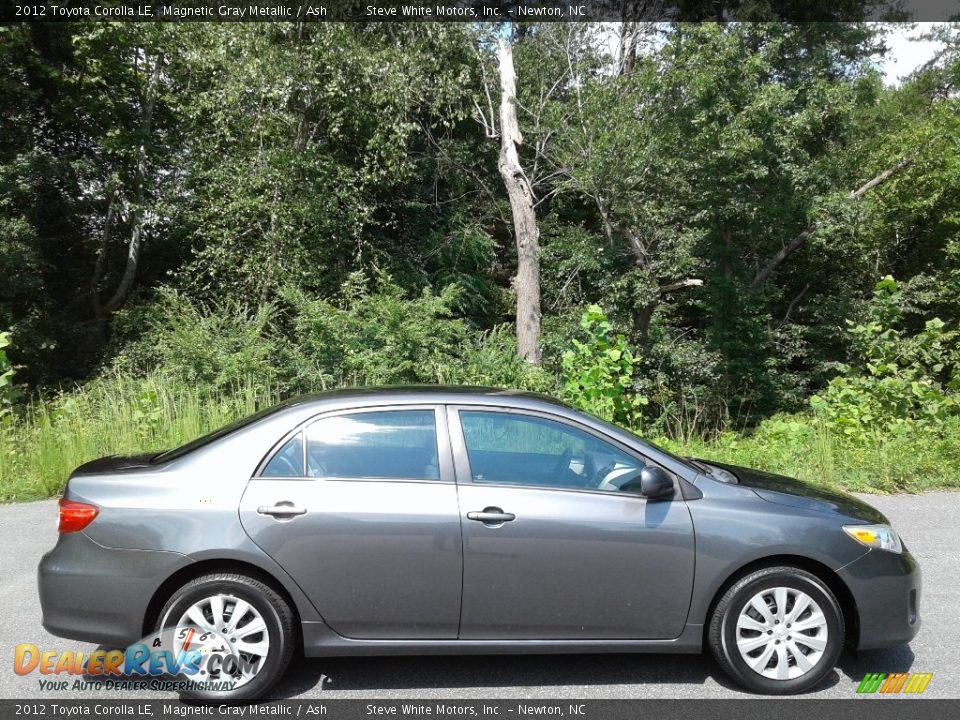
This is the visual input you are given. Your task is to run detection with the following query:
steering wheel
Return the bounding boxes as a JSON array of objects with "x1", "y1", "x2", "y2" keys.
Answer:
[
  {"x1": 552, "y1": 447, "x2": 573, "y2": 478},
  {"x1": 594, "y1": 461, "x2": 620, "y2": 491},
  {"x1": 271, "y1": 455, "x2": 300, "y2": 477},
  {"x1": 306, "y1": 453, "x2": 328, "y2": 478}
]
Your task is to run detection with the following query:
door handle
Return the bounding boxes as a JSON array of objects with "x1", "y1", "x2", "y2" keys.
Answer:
[
  {"x1": 467, "y1": 507, "x2": 516, "y2": 525},
  {"x1": 257, "y1": 502, "x2": 307, "y2": 518}
]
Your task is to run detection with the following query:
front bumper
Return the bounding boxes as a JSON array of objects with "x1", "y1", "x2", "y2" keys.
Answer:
[
  {"x1": 38, "y1": 531, "x2": 191, "y2": 648},
  {"x1": 838, "y1": 548, "x2": 921, "y2": 651}
]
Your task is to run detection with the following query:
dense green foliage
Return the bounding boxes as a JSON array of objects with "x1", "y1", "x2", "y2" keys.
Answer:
[
  {"x1": 3, "y1": 292, "x2": 958, "y2": 501},
  {"x1": 560, "y1": 305, "x2": 646, "y2": 427},
  {"x1": 812, "y1": 276, "x2": 959, "y2": 438},
  {"x1": 0, "y1": 331, "x2": 17, "y2": 419},
  {"x1": 3, "y1": 364, "x2": 958, "y2": 502},
  {"x1": 2, "y1": 22, "x2": 959, "y2": 500},
  {"x1": 110, "y1": 271, "x2": 551, "y2": 392}
]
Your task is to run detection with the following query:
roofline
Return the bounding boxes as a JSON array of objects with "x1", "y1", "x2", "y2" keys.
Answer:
[
  {"x1": 157, "y1": 384, "x2": 699, "y2": 483},
  {"x1": 279, "y1": 385, "x2": 573, "y2": 411}
]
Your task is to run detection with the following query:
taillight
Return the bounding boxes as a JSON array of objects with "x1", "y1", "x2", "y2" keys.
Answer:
[{"x1": 58, "y1": 498, "x2": 99, "y2": 533}]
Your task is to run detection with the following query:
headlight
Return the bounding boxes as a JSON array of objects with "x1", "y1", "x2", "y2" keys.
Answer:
[{"x1": 843, "y1": 524, "x2": 902, "y2": 553}]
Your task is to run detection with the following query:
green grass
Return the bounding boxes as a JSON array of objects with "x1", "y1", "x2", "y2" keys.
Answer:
[
  {"x1": 662, "y1": 414, "x2": 960, "y2": 494},
  {"x1": 0, "y1": 373, "x2": 280, "y2": 502},
  {"x1": 2, "y1": 376, "x2": 958, "y2": 502}
]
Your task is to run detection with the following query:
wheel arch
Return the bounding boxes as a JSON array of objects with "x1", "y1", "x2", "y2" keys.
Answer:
[
  {"x1": 142, "y1": 558, "x2": 305, "y2": 648},
  {"x1": 702, "y1": 554, "x2": 860, "y2": 649}
]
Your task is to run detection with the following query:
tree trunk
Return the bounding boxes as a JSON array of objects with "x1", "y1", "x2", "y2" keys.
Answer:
[
  {"x1": 497, "y1": 38, "x2": 542, "y2": 366},
  {"x1": 103, "y1": 52, "x2": 163, "y2": 314},
  {"x1": 90, "y1": 190, "x2": 117, "y2": 326}
]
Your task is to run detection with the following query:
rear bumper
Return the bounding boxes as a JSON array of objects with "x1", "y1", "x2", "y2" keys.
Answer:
[
  {"x1": 38, "y1": 532, "x2": 191, "y2": 648},
  {"x1": 838, "y1": 548, "x2": 921, "y2": 651}
]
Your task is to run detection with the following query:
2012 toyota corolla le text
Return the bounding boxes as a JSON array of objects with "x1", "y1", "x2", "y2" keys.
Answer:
[{"x1": 38, "y1": 387, "x2": 921, "y2": 701}]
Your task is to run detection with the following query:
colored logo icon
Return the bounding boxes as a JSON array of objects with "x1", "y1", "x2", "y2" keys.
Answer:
[{"x1": 856, "y1": 672, "x2": 933, "y2": 694}]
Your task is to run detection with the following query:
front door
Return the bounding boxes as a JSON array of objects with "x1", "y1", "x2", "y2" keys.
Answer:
[
  {"x1": 240, "y1": 406, "x2": 462, "y2": 640},
  {"x1": 451, "y1": 408, "x2": 696, "y2": 640}
]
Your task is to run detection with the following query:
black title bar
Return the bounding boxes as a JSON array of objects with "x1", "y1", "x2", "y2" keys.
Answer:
[
  {"x1": 0, "y1": 700, "x2": 958, "y2": 720},
  {"x1": 4, "y1": 0, "x2": 960, "y2": 23}
]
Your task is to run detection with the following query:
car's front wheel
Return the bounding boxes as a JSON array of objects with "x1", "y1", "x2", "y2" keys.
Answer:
[
  {"x1": 156, "y1": 572, "x2": 295, "y2": 701},
  {"x1": 708, "y1": 566, "x2": 844, "y2": 694}
]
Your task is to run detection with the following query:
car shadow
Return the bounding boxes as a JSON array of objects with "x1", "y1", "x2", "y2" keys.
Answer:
[
  {"x1": 270, "y1": 651, "x2": 839, "y2": 698},
  {"x1": 837, "y1": 645, "x2": 916, "y2": 680},
  {"x1": 86, "y1": 641, "x2": 893, "y2": 699},
  {"x1": 84, "y1": 645, "x2": 880, "y2": 699}
]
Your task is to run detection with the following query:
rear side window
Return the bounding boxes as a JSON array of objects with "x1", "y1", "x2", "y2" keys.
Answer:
[
  {"x1": 261, "y1": 433, "x2": 304, "y2": 477},
  {"x1": 305, "y1": 410, "x2": 440, "y2": 480}
]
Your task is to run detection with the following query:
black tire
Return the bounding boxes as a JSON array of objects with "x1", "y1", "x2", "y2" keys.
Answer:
[
  {"x1": 708, "y1": 566, "x2": 845, "y2": 695},
  {"x1": 156, "y1": 572, "x2": 296, "y2": 702}
]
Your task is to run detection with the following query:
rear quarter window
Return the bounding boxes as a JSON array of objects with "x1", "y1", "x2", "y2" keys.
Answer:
[{"x1": 261, "y1": 433, "x2": 304, "y2": 477}]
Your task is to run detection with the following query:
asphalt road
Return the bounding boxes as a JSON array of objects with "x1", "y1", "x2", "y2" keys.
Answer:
[{"x1": 2, "y1": 492, "x2": 958, "y2": 700}]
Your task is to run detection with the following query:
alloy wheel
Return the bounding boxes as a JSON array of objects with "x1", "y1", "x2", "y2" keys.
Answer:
[
  {"x1": 735, "y1": 586, "x2": 829, "y2": 681},
  {"x1": 173, "y1": 593, "x2": 270, "y2": 688}
]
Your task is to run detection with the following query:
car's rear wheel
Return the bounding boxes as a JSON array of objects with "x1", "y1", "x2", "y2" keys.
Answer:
[
  {"x1": 708, "y1": 566, "x2": 844, "y2": 694},
  {"x1": 156, "y1": 572, "x2": 295, "y2": 701}
]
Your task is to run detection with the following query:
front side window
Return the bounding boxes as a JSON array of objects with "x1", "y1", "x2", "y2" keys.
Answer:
[
  {"x1": 459, "y1": 411, "x2": 645, "y2": 492},
  {"x1": 305, "y1": 410, "x2": 440, "y2": 480}
]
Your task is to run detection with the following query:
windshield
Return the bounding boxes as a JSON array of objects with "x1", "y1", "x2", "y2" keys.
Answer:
[
  {"x1": 569, "y1": 406, "x2": 700, "y2": 474},
  {"x1": 152, "y1": 403, "x2": 289, "y2": 464}
]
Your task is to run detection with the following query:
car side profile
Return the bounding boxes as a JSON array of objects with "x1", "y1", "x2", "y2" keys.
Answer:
[{"x1": 38, "y1": 387, "x2": 920, "y2": 700}]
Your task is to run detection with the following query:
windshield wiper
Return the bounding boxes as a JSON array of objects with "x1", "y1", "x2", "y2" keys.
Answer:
[{"x1": 685, "y1": 457, "x2": 715, "y2": 476}]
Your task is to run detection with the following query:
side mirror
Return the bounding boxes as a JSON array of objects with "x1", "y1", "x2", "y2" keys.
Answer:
[{"x1": 621, "y1": 466, "x2": 674, "y2": 500}]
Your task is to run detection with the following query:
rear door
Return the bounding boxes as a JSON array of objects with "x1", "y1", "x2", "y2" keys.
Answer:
[
  {"x1": 239, "y1": 405, "x2": 463, "y2": 639},
  {"x1": 450, "y1": 407, "x2": 696, "y2": 640}
]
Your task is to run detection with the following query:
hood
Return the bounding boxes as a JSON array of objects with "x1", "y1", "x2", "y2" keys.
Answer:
[
  {"x1": 71, "y1": 453, "x2": 160, "y2": 476},
  {"x1": 699, "y1": 459, "x2": 887, "y2": 524}
]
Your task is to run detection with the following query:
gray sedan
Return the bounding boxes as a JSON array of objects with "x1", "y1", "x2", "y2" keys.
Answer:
[{"x1": 38, "y1": 387, "x2": 920, "y2": 701}]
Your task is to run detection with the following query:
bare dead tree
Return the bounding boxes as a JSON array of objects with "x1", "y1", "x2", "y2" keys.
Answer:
[
  {"x1": 496, "y1": 37, "x2": 543, "y2": 365},
  {"x1": 615, "y1": 19, "x2": 656, "y2": 75}
]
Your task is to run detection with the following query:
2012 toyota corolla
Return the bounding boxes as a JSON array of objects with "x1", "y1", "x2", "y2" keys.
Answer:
[{"x1": 38, "y1": 387, "x2": 920, "y2": 701}]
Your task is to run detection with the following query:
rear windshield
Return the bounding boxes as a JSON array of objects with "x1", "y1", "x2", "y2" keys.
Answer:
[{"x1": 152, "y1": 404, "x2": 288, "y2": 464}]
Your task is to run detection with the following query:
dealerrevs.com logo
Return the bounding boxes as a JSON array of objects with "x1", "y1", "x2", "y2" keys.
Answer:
[
  {"x1": 856, "y1": 672, "x2": 933, "y2": 694},
  {"x1": 13, "y1": 626, "x2": 258, "y2": 693}
]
